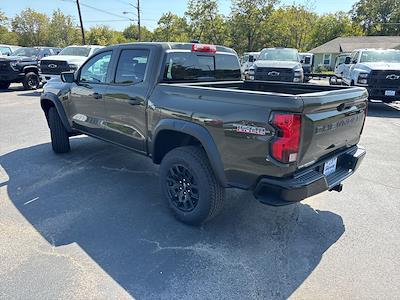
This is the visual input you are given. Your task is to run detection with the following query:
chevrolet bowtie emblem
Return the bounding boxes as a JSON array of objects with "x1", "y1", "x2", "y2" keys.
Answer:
[
  {"x1": 386, "y1": 74, "x2": 400, "y2": 80},
  {"x1": 267, "y1": 71, "x2": 280, "y2": 76}
]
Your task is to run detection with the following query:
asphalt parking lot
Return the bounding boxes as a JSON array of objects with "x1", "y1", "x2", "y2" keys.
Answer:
[{"x1": 1, "y1": 84, "x2": 400, "y2": 300}]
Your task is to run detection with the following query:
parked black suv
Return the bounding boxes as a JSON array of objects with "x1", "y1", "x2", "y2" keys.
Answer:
[
  {"x1": 0, "y1": 47, "x2": 61, "y2": 90},
  {"x1": 41, "y1": 42, "x2": 367, "y2": 225}
]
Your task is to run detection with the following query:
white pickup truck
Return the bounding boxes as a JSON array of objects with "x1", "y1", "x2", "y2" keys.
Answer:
[
  {"x1": 39, "y1": 45, "x2": 103, "y2": 82},
  {"x1": 342, "y1": 48, "x2": 400, "y2": 102}
]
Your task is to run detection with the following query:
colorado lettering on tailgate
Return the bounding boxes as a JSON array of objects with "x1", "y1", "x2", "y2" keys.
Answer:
[{"x1": 315, "y1": 113, "x2": 364, "y2": 135}]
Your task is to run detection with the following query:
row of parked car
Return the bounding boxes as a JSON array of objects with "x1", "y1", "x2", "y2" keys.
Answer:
[
  {"x1": 239, "y1": 47, "x2": 400, "y2": 103},
  {"x1": 0, "y1": 44, "x2": 103, "y2": 90}
]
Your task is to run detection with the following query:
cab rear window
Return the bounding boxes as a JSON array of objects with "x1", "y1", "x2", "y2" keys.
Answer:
[{"x1": 163, "y1": 52, "x2": 241, "y2": 82}]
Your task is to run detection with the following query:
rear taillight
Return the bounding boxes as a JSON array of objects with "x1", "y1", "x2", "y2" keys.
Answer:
[
  {"x1": 191, "y1": 43, "x2": 217, "y2": 53},
  {"x1": 270, "y1": 113, "x2": 301, "y2": 163}
]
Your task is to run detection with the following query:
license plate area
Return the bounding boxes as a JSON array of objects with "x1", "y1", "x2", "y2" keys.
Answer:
[
  {"x1": 323, "y1": 157, "x2": 338, "y2": 176},
  {"x1": 385, "y1": 90, "x2": 396, "y2": 96}
]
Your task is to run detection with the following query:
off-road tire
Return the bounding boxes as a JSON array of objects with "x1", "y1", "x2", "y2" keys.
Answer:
[
  {"x1": 22, "y1": 72, "x2": 40, "y2": 90},
  {"x1": 160, "y1": 146, "x2": 225, "y2": 225},
  {"x1": 0, "y1": 81, "x2": 10, "y2": 90},
  {"x1": 48, "y1": 107, "x2": 70, "y2": 153}
]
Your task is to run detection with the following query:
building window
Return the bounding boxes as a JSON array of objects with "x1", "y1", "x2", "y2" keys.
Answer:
[{"x1": 323, "y1": 53, "x2": 332, "y2": 65}]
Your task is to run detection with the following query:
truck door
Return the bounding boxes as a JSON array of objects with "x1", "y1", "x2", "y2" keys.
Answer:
[
  {"x1": 69, "y1": 50, "x2": 113, "y2": 136},
  {"x1": 343, "y1": 51, "x2": 359, "y2": 85},
  {"x1": 102, "y1": 48, "x2": 151, "y2": 153}
]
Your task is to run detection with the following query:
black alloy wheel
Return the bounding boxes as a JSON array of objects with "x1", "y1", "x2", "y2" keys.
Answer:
[{"x1": 166, "y1": 164, "x2": 199, "y2": 212}]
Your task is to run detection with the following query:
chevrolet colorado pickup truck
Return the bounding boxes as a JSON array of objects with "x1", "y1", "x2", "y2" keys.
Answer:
[
  {"x1": 40, "y1": 42, "x2": 367, "y2": 225},
  {"x1": 342, "y1": 48, "x2": 400, "y2": 102},
  {"x1": 0, "y1": 47, "x2": 60, "y2": 90},
  {"x1": 40, "y1": 45, "x2": 103, "y2": 83},
  {"x1": 248, "y1": 48, "x2": 304, "y2": 83}
]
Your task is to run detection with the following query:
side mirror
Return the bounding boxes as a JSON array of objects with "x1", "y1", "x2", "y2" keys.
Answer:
[
  {"x1": 300, "y1": 59, "x2": 304, "y2": 64},
  {"x1": 248, "y1": 56, "x2": 254, "y2": 63},
  {"x1": 344, "y1": 57, "x2": 351, "y2": 64},
  {"x1": 61, "y1": 71, "x2": 75, "y2": 83}
]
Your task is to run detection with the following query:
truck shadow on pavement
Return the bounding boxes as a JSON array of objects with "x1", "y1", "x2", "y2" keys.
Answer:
[
  {"x1": 367, "y1": 102, "x2": 400, "y2": 118},
  {"x1": 1, "y1": 137, "x2": 345, "y2": 299}
]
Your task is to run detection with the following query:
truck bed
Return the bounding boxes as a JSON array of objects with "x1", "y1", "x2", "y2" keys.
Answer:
[{"x1": 158, "y1": 80, "x2": 368, "y2": 170}]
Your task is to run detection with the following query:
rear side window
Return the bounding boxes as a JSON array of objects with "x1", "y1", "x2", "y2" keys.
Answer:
[
  {"x1": 215, "y1": 54, "x2": 241, "y2": 80},
  {"x1": 115, "y1": 49, "x2": 149, "y2": 84},
  {"x1": 163, "y1": 52, "x2": 241, "y2": 82}
]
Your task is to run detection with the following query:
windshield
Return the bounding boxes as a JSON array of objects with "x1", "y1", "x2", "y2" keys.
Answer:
[
  {"x1": 59, "y1": 46, "x2": 91, "y2": 57},
  {"x1": 12, "y1": 48, "x2": 39, "y2": 57},
  {"x1": 258, "y1": 49, "x2": 298, "y2": 62},
  {"x1": 360, "y1": 50, "x2": 400, "y2": 63}
]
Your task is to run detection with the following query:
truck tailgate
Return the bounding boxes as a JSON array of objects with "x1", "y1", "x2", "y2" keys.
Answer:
[{"x1": 298, "y1": 87, "x2": 368, "y2": 168}]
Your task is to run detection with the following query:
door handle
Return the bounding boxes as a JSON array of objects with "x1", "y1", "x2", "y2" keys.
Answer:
[{"x1": 93, "y1": 92, "x2": 102, "y2": 99}]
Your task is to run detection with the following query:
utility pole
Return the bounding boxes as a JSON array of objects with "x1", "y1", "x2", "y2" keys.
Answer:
[
  {"x1": 136, "y1": 0, "x2": 141, "y2": 42},
  {"x1": 123, "y1": 1, "x2": 141, "y2": 41},
  {"x1": 76, "y1": 0, "x2": 86, "y2": 45}
]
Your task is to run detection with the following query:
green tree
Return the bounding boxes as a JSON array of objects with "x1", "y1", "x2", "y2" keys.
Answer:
[
  {"x1": 123, "y1": 24, "x2": 153, "y2": 42},
  {"x1": 11, "y1": 8, "x2": 49, "y2": 46},
  {"x1": 185, "y1": 0, "x2": 227, "y2": 44},
  {"x1": 351, "y1": 0, "x2": 400, "y2": 35},
  {"x1": 228, "y1": 0, "x2": 277, "y2": 53},
  {"x1": 308, "y1": 12, "x2": 364, "y2": 50},
  {"x1": 87, "y1": 25, "x2": 127, "y2": 45},
  {"x1": 153, "y1": 12, "x2": 189, "y2": 42},
  {"x1": 0, "y1": 10, "x2": 18, "y2": 45},
  {"x1": 48, "y1": 9, "x2": 81, "y2": 47},
  {"x1": 265, "y1": 5, "x2": 318, "y2": 51}
]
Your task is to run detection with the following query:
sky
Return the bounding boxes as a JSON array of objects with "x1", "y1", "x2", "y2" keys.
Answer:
[{"x1": 1, "y1": 0, "x2": 359, "y2": 31}]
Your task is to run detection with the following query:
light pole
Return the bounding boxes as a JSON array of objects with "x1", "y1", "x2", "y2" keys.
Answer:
[{"x1": 122, "y1": 0, "x2": 141, "y2": 41}]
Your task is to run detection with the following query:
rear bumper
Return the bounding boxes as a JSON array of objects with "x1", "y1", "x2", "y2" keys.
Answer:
[{"x1": 254, "y1": 145, "x2": 366, "y2": 206}]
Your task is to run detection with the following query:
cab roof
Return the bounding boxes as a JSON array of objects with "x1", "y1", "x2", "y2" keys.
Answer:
[{"x1": 105, "y1": 42, "x2": 237, "y2": 54}]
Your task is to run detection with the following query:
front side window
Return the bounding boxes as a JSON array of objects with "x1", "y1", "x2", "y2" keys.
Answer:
[
  {"x1": 351, "y1": 52, "x2": 359, "y2": 63},
  {"x1": 12, "y1": 48, "x2": 39, "y2": 57},
  {"x1": 80, "y1": 51, "x2": 112, "y2": 84},
  {"x1": 0, "y1": 47, "x2": 12, "y2": 55},
  {"x1": 114, "y1": 49, "x2": 149, "y2": 84}
]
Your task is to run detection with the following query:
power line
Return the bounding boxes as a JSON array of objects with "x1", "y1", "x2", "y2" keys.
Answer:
[
  {"x1": 60, "y1": 0, "x2": 130, "y2": 21},
  {"x1": 79, "y1": 2, "x2": 131, "y2": 20}
]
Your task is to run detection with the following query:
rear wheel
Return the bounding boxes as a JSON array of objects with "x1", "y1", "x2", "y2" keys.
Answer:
[
  {"x1": 48, "y1": 107, "x2": 70, "y2": 153},
  {"x1": 160, "y1": 146, "x2": 225, "y2": 225},
  {"x1": 22, "y1": 72, "x2": 40, "y2": 90},
  {"x1": 0, "y1": 81, "x2": 10, "y2": 90}
]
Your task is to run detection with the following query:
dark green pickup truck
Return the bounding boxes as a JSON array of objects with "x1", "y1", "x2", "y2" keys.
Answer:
[{"x1": 41, "y1": 42, "x2": 367, "y2": 225}]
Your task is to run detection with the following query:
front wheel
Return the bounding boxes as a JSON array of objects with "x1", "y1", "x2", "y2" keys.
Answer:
[
  {"x1": 160, "y1": 146, "x2": 225, "y2": 225},
  {"x1": 48, "y1": 107, "x2": 70, "y2": 153},
  {"x1": 22, "y1": 72, "x2": 40, "y2": 90}
]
